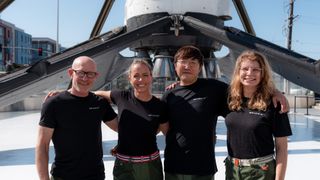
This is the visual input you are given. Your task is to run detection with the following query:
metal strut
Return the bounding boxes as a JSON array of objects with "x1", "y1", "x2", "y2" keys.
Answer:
[{"x1": 170, "y1": 15, "x2": 184, "y2": 36}]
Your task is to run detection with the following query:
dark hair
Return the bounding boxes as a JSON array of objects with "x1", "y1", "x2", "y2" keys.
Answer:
[{"x1": 174, "y1": 45, "x2": 204, "y2": 66}]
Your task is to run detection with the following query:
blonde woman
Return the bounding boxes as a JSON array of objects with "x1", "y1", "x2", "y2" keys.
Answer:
[
  {"x1": 95, "y1": 59, "x2": 169, "y2": 180},
  {"x1": 225, "y1": 50, "x2": 292, "y2": 180}
]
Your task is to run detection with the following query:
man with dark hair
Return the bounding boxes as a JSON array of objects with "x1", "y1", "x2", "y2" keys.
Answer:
[
  {"x1": 162, "y1": 46, "x2": 228, "y2": 180},
  {"x1": 162, "y1": 45, "x2": 288, "y2": 180}
]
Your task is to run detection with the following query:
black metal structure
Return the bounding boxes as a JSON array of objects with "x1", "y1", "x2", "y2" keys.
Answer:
[
  {"x1": 231, "y1": 0, "x2": 256, "y2": 35},
  {"x1": 90, "y1": 0, "x2": 115, "y2": 38},
  {"x1": 0, "y1": 0, "x2": 14, "y2": 12},
  {"x1": 0, "y1": 1, "x2": 319, "y2": 108}
]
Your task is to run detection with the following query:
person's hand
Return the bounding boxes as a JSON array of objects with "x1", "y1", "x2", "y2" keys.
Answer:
[
  {"x1": 272, "y1": 90, "x2": 290, "y2": 113},
  {"x1": 165, "y1": 81, "x2": 179, "y2": 90},
  {"x1": 43, "y1": 90, "x2": 62, "y2": 102},
  {"x1": 110, "y1": 145, "x2": 118, "y2": 157}
]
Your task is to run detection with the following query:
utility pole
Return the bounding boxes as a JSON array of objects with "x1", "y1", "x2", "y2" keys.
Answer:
[
  {"x1": 287, "y1": 0, "x2": 294, "y2": 51},
  {"x1": 56, "y1": 0, "x2": 60, "y2": 53},
  {"x1": 284, "y1": 0, "x2": 295, "y2": 94}
]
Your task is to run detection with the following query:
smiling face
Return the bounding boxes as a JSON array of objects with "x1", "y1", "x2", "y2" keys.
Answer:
[
  {"x1": 174, "y1": 57, "x2": 201, "y2": 86},
  {"x1": 229, "y1": 50, "x2": 275, "y2": 108},
  {"x1": 128, "y1": 62, "x2": 153, "y2": 95},
  {"x1": 239, "y1": 59, "x2": 262, "y2": 93},
  {"x1": 68, "y1": 56, "x2": 98, "y2": 97},
  {"x1": 173, "y1": 46, "x2": 203, "y2": 86}
]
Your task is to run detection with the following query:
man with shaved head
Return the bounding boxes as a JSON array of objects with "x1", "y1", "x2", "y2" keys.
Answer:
[{"x1": 36, "y1": 56, "x2": 118, "y2": 180}]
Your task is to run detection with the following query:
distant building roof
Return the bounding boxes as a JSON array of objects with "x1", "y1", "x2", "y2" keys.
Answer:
[{"x1": 32, "y1": 37, "x2": 56, "y2": 44}]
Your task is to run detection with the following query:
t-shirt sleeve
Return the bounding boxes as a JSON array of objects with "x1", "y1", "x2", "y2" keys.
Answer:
[
  {"x1": 160, "y1": 91, "x2": 168, "y2": 103},
  {"x1": 39, "y1": 98, "x2": 56, "y2": 128},
  {"x1": 110, "y1": 89, "x2": 121, "y2": 104},
  {"x1": 159, "y1": 100, "x2": 169, "y2": 124},
  {"x1": 101, "y1": 98, "x2": 117, "y2": 122},
  {"x1": 160, "y1": 91, "x2": 170, "y2": 121},
  {"x1": 272, "y1": 105, "x2": 292, "y2": 137},
  {"x1": 217, "y1": 81, "x2": 230, "y2": 117},
  {"x1": 102, "y1": 99, "x2": 117, "y2": 122}
]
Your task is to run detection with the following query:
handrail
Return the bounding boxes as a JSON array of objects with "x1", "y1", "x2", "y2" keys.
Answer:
[{"x1": 293, "y1": 95, "x2": 313, "y2": 115}]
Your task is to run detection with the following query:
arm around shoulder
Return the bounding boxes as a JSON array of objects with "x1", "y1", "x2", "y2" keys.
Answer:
[
  {"x1": 104, "y1": 117, "x2": 118, "y2": 132},
  {"x1": 158, "y1": 122, "x2": 169, "y2": 135},
  {"x1": 95, "y1": 90, "x2": 112, "y2": 103},
  {"x1": 272, "y1": 89, "x2": 290, "y2": 113}
]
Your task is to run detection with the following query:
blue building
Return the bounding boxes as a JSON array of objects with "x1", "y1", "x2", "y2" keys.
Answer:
[
  {"x1": 0, "y1": 19, "x2": 60, "y2": 71},
  {"x1": 0, "y1": 19, "x2": 14, "y2": 71},
  {"x1": 0, "y1": 19, "x2": 33, "y2": 71},
  {"x1": 14, "y1": 28, "x2": 32, "y2": 65}
]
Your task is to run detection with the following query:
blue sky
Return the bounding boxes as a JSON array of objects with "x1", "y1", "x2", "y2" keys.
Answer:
[{"x1": 1, "y1": 0, "x2": 319, "y2": 60}]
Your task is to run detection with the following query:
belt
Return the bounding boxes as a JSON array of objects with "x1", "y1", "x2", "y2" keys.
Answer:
[
  {"x1": 116, "y1": 151, "x2": 160, "y2": 163},
  {"x1": 228, "y1": 154, "x2": 274, "y2": 167}
]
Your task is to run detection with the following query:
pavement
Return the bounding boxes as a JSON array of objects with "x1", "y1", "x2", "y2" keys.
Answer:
[{"x1": 0, "y1": 108, "x2": 319, "y2": 179}]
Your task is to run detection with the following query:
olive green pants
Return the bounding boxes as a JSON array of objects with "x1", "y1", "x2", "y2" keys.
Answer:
[
  {"x1": 165, "y1": 172, "x2": 214, "y2": 180},
  {"x1": 113, "y1": 157, "x2": 163, "y2": 180},
  {"x1": 51, "y1": 175, "x2": 104, "y2": 180},
  {"x1": 224, "y1": 157, "x2": 276, "y2": 180},
  {"x1": 50, "y1": 176, "x2": 63, "y2": 180}
]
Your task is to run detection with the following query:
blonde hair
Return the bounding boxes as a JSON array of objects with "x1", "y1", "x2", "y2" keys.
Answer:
[{"x1": 228, "y1": 50, "x2": 275, "y2": 111}]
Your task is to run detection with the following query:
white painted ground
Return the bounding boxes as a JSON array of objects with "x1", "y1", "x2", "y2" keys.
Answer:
[{"x1": 0, "y1": 109, "x2": 319, "y2": 179}]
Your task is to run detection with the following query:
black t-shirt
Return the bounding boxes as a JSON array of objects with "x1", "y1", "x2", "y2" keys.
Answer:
[
  {"x1": 111, "y1": 89, "x2": 168, "y2": 156},
  {"x1": 225, "y1": 100, "x2": 292, "y2": 159},
  {"x1": 39, "y1": 91, "x2": 117, "y2": 180},
  {"x1": 161, "y1": 78, "x2": 229, "y2": 175}
]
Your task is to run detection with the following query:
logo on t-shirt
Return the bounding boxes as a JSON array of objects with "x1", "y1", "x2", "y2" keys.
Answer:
[
  {"x1": 89, "y1": 107, "x2": 100, "y2": 110},
  {"x1": 249, "y1": 111, "x2": 264, "y2": 116},
  {"x1": 193, "y1": 97, "x2": 206, "y2": 101},
  {"x1": 148, "y1": 114, "x2": 160, "y2": 117}
]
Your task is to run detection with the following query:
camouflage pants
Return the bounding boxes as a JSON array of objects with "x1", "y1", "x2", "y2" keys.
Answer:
[
  {"x1": 50, "y1": 176, "x2": 63, "y2": 180},
  {"x1": 51, "y1": 175, "x2": 104, "y2": 180},
  {"x1": 113, "y1": 157, "x2": 163, "y2": 180},
  {"x1": 224, "y1": 157, "x2": 275, "y2": 180}
]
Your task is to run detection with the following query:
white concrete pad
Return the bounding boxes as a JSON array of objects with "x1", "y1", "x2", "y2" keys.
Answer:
[{"x1": 0, "y1": 109, "x2": 319, "y2": 179}]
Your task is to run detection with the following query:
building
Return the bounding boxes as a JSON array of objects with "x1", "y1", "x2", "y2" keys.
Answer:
[
  {"x1": 14, "y1": 27, "x2": 32, "y2": 65},
  {"x1": 0, "y1": 19, "x2": 33, "y2": 71},
  {"x1": 0, "y1": 19, "x2": 14, "y2": 71},
  {"x1": 0, "y1": 18, "x2": 63, "y2": 72},
  {"x1": 31, "y1": 37, "x2": 57, "y2": 63}
]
